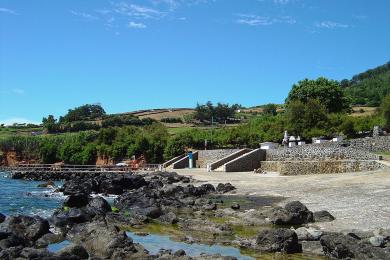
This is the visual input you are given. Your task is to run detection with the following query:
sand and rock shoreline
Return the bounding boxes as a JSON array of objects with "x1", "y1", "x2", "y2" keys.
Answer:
[{"x1": 1, "y1": 170, "x2": 390, "y2": 259}]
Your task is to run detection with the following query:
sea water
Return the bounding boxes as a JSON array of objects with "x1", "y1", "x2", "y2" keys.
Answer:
[{"x1": 0, "y1": 171, "x2": 64, "y2": 217}]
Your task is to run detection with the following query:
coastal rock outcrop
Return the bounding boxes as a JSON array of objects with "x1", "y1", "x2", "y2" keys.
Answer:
[
  {"x1": 270, "y1": 201, "x2": 314, "y2": 225},
  {"x1": 66, "y1": 221, "x2": 149, "y2": 259},
  {"x1": 255, "y1": 228, "x2": 302, "y2": 253},
  {"x1": 320, "y1": 233, "x2": 390, "y2": 259},
  {"x1": 313, "y1": 210, "x2": 335, "y2": 222},
  {"x1": 0, "y1": 213, "x2": 5, "y2": 223},
  {"x1": 0, "y1": 215, "x2": 50, "y2": 245}
]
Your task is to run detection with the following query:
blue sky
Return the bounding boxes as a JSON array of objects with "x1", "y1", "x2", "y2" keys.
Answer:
[{"x1": 0, "y1": 0, "x2": 389, "y2": 125}]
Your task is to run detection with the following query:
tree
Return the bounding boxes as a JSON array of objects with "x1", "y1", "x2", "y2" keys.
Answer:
[
  {"x1": 380, "y1": 94, "x2": 390, "y2": 129},
  {"x1": 42, "y1": 115, "x2": 58, "y2": 133},
  {"x1": 286, "y1": 77, "x2": 350, "y2": 113},
  {"x1": 285, "y1": 99, "x2": 328, "y2": 138},
  {"x1": 262, "y1": 104, "x2": 278, "y2": 116},
  {"x1": 60, "y1": 104, "x2": 106, "y2": 123}
]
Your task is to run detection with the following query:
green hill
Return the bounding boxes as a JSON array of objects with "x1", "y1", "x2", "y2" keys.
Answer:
[{"x1": 343, "y1": 61, "x2": 390, "y2": 106}]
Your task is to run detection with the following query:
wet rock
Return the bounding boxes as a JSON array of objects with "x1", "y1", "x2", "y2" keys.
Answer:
[
  {"x1": 231, "y1": 204, "x2": 240, "y2": 210},
  {"x1": 63, "y1": 193, "x2": 89, "y2": 208},
  {"x1": 196, "y1": 184, "x2": 216, "y2": 196},
  {"x1": 174, "y1": 249, "x2": 186, "y2": 256},
  {"x1": 0, "y1": 215, "x2": 50, "y2": 243},
  {"x1": 0, "y1": 213, "x2": 5, "y2": 223},
  {"x1": 271, "y1": 201, "x2": 313, "y2": 225},
  {"x1": 255, "y1": 228, "x2": 302, "y2": 254},
  {"x1": 294, "y1": 227, "x2": 322, "y2": 241},
  {"x1": 216, "y1": 183, "x2": 236, "y2": 193},
  {"x1": 51, "y1": 208, "x2": 90, "y2": 227},
  {"x1": 369, "y1": 236, "x2": 385, "y2": 247},
  {"x1": 203, "y1": 203, "x2": 217, "y2": 211},
  {"x1": 320, "y1": 233, "x2": 356, "y2": 258},
  {"x1": 67, "y1": 221, "x2": 148, "y2": 259},
  {"x1": 301, "y1": 240, "x2": 324, "y2": 256},
  {"x1": 0, "y1": 233, "x2": 25, "y2": 249},
  {"x1": 0, "y1": 246, "x2": 23, "y2": 259},
  {"x1": 321, "y1": 233, "x2": 390, "y2": 259},
  {"x1": 57, "y1": 244, "x2": 89, "y2": 259},
  {"x1": 35, "y1": 233, "x2": 64, "y2": 248},
  {"x1": 159, "y1": 212, "x2": 179, "y2": 224},
  {"x1": 86, "y1": 196, "x2": 111, "y2": 216},
  {"x1": 19, "y1": 247, "x2": 52, "y2": 259},
  {"x1": 37, "y1": 180, "x2": 56, "y2": 188},
  {"x1": 313, "y1": 210, "x2": 335, "y2": 222}
]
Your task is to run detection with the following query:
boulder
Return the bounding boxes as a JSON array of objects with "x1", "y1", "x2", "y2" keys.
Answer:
[
  {"x1": 51, "y1": 208, "x2": 90, "y2": 227},
  {"x1": 0, "y1": 215, "x2": 50, "y2": 243},
  {"x1": 158, "y1": 212, "x2": 179, "y2": 224},
  {"x1": 255, "y1": 228, "x2": 302, "y2": 253},
  {"x1": 203, "y1": 203, "x2": 218, "y2": 211},
  {"x1": 231, "y1": 204, "x2": 240, "y2": 210},
  {"x1": 0, "y1": 246, "x2": 23, "y2": 259},
  {"x1": 294, "y1": 227, "x2": 322, "y2": 241},
  {"x1": 195, "y1": 184, "x2": 216, "y2": 196},
  {"x1": 67, "y1": 221, "x2": 148, "y2": 259},
  {"x1": 174, "y1": 249, "x2": 186, "y2": 256},
  {"x1": 0, "y1": 233, "x2": 25, "y2": 249},
  {"x1": 57, "y1": 244, "x2": 89, "y2": 259},
  {"x1": 35, "y1": 233, "x2": 64, "y2": 248},
  {"x1": 216, "y1": 183, "x2": 236, "y2": 193},
  {"x1": 63, "y1": 193, "x2": 89, "y2": 208},
  {"x1": 37, "y1": 180, "x2": 56, "y2": 188},
  {"x1": 86, "y1": 196, "x2": 111, "y2": 216},
  {"x1": 321, "y1": 233, "x2": 390, "y2": 259},
  {"x1": 313, "y1": 210, "x2": 335, "y2": 222},
  {"x1": 271, "y1": 201, "x2": 313, "y2": 225},
  {"x1": 19, "y1": 247, "x2": 52, "y2": 259},
  {"x1": 369, "y1": 236, "x2": 385, "y2": 247},
  {"x1": 0, "y1": 213, "x2": 5, "y2": 223},
  {"x1": 320, "y1": 233, "x2": 357, "y2": 259}
]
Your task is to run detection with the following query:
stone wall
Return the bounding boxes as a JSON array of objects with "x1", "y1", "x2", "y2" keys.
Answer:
[
  {"x1": 196, "y1": 149, "x2": 240, "y2": 168},
  {"x1": 260, "y1": 160, "x2": 385, "y2": 175},
  {"x1": 349, "y1": 136, "x2": 390, "y2": 152},
  {"x1": 266, "y1": 143, "x2": 379, "y2": 161},
  {"x1": 223, "y1": 149, "x2": 266, "y2": 172}
]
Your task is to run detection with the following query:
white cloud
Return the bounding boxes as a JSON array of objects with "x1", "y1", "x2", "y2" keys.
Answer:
[
  {"x1": 236, "y1": 14, "x2": 296, "y2": 26},
  {"x1": 11, "y1": 88, "x2": 25, "y2": 95},
  {"x1": 315, "y1": 21, "x2": 350, "y2": 29},
  {"x1": 128, "y1": 21, "x2": 147, "y2": 29},
  {"x1": 236, "y1": 15, "x2": 273, "y2": 26},
  {"x1": 113, "y1": 3, "x2": 165, "y2": 20},
  {"x1": 0, "y1": 7, "x2": 18, "y2": 15},
  {"x1": 0, "y1": 118, "x2": 40, "y2": 126},
  {"x1": 273, "y1": 0, "x2": 291, "y2": 4},
  {"x1": 70, "y1": 10, "x2": 98, "y2": 20}
]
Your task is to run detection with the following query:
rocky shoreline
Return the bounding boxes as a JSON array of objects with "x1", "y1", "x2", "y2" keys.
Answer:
[{"x1": 1, "y1": 171, "x2": 390, "y2": 259}]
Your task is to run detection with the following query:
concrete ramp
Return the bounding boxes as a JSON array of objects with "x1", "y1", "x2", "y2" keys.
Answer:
[
  {"x1": 222, "y1": 148, "x2": 266, "y2": 172},
  {"x1": 210, "y1": 149, "x2": 252, "y2": 171},
  {"x1": 172, "y1": 152, "x2": 199, "y2": 169},
  {"x1": 163, "y1": 154, "x2": 185, "y2": 169}
]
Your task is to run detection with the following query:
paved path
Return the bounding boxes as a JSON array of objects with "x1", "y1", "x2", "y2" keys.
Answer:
[{"x1": 175, "y1": 168, "x2": 390, "y2": 232}]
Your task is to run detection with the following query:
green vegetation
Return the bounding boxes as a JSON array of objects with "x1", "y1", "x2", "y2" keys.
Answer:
[
  {"x1": 2, "y1": 61, "x2": 390, "y2": 165},
  {"x1": 42, "y1": 104, "x2": 156, "y2": 134},
  {"x1": 194, "y1": 102, "x2": 241, "y2": 123},
  {"x1": 111, "y1": 206, "x2": 119, "y2": 213},
  {"x1": 286, "y1": 77, "x2": 350, "y2": 113},
  {"x1": 344, "y1": 61, "x2": 390, "y2": 106}
]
